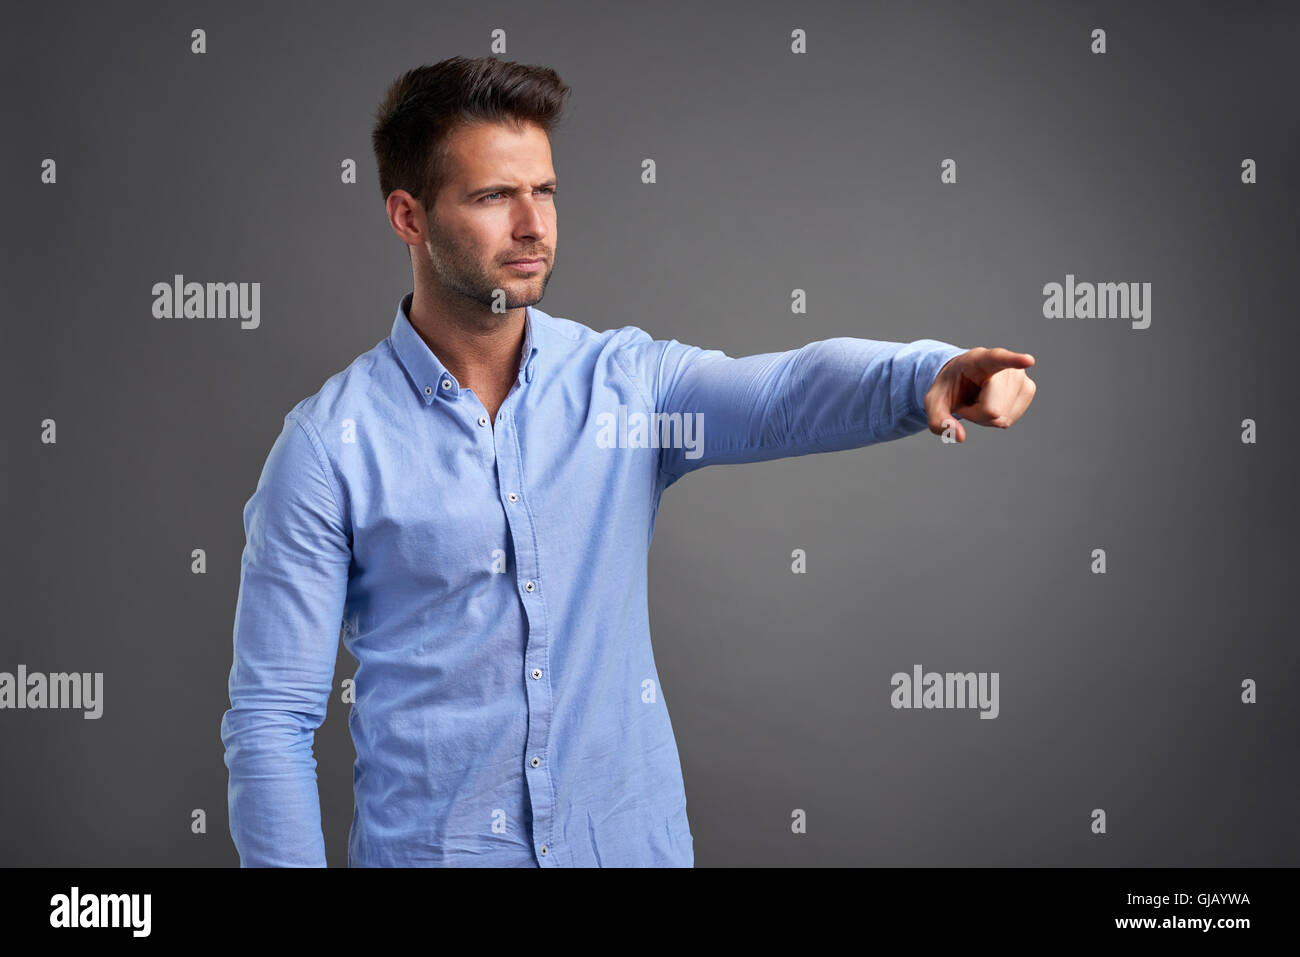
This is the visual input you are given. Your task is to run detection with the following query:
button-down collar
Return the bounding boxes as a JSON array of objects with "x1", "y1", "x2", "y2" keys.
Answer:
[{"x1": 389, "y1": 290, "x2": 539, "y2": 404}]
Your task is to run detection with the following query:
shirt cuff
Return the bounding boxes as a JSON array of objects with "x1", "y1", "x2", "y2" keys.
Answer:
[{"x1": 906, "y1": 340, "x2": 967, "y2": 428}]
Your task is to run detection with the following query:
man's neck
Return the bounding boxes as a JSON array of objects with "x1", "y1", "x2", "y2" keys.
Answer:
[{"x1": 407, "y1": 288, "x2": 526, "y2": 390}]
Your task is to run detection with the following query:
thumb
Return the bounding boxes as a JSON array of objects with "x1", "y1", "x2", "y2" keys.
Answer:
[{"x1": 927, "y1": 393, "x2": 966, "y2": 443}]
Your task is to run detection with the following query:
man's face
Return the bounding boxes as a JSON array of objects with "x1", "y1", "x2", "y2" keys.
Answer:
[{"x1": 420, "y1": 120, "x2": 557, "y2": 312}]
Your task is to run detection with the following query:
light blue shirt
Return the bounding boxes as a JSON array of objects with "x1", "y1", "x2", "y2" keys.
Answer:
[{"x1": 220, "y1": 291, "x2": 967, "y2": 867}]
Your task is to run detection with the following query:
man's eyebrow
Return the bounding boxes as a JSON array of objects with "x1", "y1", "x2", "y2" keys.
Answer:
[{"x1": 467, "y1": 179, "x2": 557, "y2": 198}]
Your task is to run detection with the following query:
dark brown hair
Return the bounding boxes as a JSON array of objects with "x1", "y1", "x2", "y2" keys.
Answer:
[{"x1": 371, "y1": 56, "x2": 571, "y2": 209}]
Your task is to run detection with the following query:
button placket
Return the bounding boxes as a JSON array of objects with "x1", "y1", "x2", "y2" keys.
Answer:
[{"x1": 495, "y1": 419, "x2": 556, "y2": 867}]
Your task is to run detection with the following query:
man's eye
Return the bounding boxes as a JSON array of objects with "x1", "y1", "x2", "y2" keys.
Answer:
[{"x1": 480, "y1": 188, "x2": 554, "y2": 203}]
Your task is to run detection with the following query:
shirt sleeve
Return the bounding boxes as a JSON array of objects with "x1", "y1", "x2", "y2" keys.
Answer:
[
  {"x1": 219, "y1": 411, "x2": 351, "y2": 867},
  {"x1": 614, "y1": 330, "x2": 967, "y2": 487}
]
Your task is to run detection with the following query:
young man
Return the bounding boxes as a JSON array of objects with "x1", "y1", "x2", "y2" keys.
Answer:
[{"x1": 220, "y1": 56, "x2": 1036, "y2": 868}]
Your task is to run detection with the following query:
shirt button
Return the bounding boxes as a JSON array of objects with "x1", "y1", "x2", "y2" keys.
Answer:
[
  {"x1": 531, "y1": 668, "x2": 542, "y2": 679},
  {"x1": 507, "y1": 492, "x2": 518, "y2": 502},
  {"x1": 524, "y1": 580, "x2": 535, "y2": 592},
  {"x1": 424, "y1": 386, "x2": 432, "y2": 396},
  {"x1": 478, "y1": 415, "x2": 488, "y2": 427},
  {"x1": 441, "y1": 379, "x2": 452, "y2": 390},
  {"x1": 539, "y1": 845, "x2": 548, "y2": 856},
  {"x1": 530, "y1": 756, "x2": 541, "y2": 768}
]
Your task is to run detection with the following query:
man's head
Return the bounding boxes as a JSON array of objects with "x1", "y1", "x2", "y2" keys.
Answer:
[{"x1": 372, "y1": 57, "x2": 570, "y2": 314}]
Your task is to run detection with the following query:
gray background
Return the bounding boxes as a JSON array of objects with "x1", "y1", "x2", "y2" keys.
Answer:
[{"x1": 3, "y1": 0, "x2": 1297, "y2": 866}]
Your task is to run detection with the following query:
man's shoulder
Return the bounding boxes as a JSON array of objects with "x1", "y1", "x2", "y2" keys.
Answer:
[
  {"x1": 530, "y1": 308, "x2": 671, "y2": 402},
  {"x1": 530, "y1": 305, "x2": 657, "y2": 353},
  {"x1": 282, "y1": 334, "x2": 393, "y2": 439}
]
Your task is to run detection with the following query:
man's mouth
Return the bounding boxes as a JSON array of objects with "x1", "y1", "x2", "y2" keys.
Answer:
[{"x1": 505, "y1": 258, "x2": 545, "y2": 272}]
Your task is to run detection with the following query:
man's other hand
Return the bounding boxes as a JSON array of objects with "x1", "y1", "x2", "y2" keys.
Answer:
[{"x1": 925, "y1": 347, "x2": 1037, "y2": 443}]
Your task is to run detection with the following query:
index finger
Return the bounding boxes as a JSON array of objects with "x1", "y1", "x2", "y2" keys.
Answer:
[{"x1": 974, "y1": 347, "x2": 1035, "y2": 373}]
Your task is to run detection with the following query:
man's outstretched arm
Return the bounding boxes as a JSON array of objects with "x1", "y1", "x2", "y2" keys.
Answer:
[
  {"x1": 614, "y1": 329, "x2": 1002, "y2": 486},
  {"x1": 219, "y1": 411, "x2": 350, "y2": 867}
]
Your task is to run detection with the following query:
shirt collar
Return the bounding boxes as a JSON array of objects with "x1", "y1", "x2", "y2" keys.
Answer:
[{"x1": 389, "y1": 291, "x2": 539, "y2": 405}]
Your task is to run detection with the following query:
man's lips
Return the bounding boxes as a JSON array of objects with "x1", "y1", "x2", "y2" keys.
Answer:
[{"x1": 505, "y1": 257, "x2": 544, "y2": 264}]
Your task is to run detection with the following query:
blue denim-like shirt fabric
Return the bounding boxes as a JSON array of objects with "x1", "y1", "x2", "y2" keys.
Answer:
[{"x1": 220, "y1": 291, "x2": 967, "y2": 867}]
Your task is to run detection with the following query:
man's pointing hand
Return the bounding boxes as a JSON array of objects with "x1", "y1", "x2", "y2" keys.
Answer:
[{"x1": 924, "y1": 347, "x2": 1037, "y2": 443}]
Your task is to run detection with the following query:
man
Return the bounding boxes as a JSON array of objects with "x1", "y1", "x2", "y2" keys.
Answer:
[{"x1": 220, "y1": 56, "x2": 1036, "y2": 868}]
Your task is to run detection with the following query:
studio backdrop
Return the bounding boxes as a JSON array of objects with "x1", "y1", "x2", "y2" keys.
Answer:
[{"x1": 3, "y1": 0, "x2": 1297, "y2": 866}]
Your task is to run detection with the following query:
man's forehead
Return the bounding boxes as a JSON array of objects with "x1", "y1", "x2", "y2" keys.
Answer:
[{"x1": 446, "y1": 123, "x2": 551, "y2": 169}]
